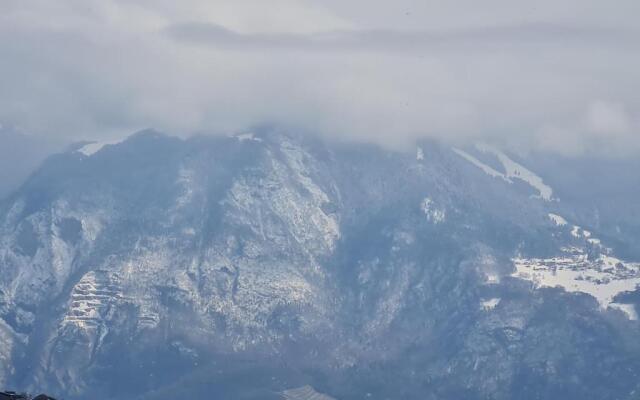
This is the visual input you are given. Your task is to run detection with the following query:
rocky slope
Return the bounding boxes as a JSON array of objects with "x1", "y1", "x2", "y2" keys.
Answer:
[{"x1": 1, "y1": 130, "x2": 640, "y2": 399}]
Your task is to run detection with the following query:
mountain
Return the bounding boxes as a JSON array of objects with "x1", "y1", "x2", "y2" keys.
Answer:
[
  {"x1": 1, "y1": 130, "x2": 640, "y2": 399},
  {"x1": 517, "y1": 151, "x2": 640, "y2": 260}
]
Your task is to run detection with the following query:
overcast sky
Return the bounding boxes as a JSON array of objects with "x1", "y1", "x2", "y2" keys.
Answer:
[{"x1": 1, "y1": 0, "x2": 639, "y2": 156}]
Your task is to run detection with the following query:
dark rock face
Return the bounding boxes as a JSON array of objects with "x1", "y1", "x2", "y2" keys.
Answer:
[
  {"x1": 1, "y1": 130, "x2": 640, "y2": 399},
  {"x1": 0, "y1": 392, "x2": 27, "y2": 400},
  {"x1": 32, "y1": 395, "x2": 57, "y2": 400}
]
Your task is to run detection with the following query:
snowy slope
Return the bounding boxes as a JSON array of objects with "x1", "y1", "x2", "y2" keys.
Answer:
[
  {"x1": 454, "y1": 144, "x2": 554, "y2": 201},
  {"x1": 1, "y1": 131, "x2": 639, "y2": 400}
]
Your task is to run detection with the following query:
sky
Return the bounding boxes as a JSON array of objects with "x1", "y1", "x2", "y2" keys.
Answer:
[{"x1": 0, "y1": 0, "x2": 639, "y2": 156}]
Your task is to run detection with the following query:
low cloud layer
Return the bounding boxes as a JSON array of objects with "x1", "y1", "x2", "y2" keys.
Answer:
[{"x1": 1, "y1": 0, "x2": 639, "y2": 156}]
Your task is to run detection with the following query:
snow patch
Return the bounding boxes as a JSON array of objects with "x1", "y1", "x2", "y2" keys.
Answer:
[
  {"x1": 571, "y1": 226, "x2": 581, "y2": 237},
  {"x1": 548, "y1": 213, "x2": 568, "y2": 226},
  {"x1": 481, "y1": 298, "x2": 501, "y2": 311},
  {"x1": 421, "y1": 197, "x2": 446, "y2": 224},
  {"x1": 477, "y1": 144, "x2": 554, "y2": 201},
  {"x1": 234, "y1": 132, "x2": 262, "y2": 142},
  {"x1": 416, "y1": 147, "x2": 424, "y2": 161},
  {"x1": 63, "y1": 271, "x2": 123, "y2": 330},
  {"x1": 610, "y1": 303, "x2": 638, "y2": 320},
  {"x1": 283, "y1": 385, "x2": 335, "y2": 400},
  {"x1": 175, "y1": 167, "x2": 196, "y2": 208},
  {"x1": 77, "y1": 139, "x2": 123, "y2": 156},
  {"x1": 453, "y1": 148, "x2": 505, "y2": 179},
  {"x1": 453, "y1": 145, "x2": 554, "y2": 201},
  {"x1": 568, "y1": 224, "x2": 605, "y2": 246},
  {"x1": 512, "y1": 252, "x2": 640, "y2": 313}
]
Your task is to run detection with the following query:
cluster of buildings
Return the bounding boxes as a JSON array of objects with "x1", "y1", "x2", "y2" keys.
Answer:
[{"x1": 0, "y1": 392, "x2": 57, "y2": 400}]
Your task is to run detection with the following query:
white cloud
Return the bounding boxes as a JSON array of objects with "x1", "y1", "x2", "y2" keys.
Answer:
[
  {"x1": 533, "y1": 101, "x2": 640, "y2": 157},
  {"x1": 586, "y1": 101, "x2": 632, "y2": 136},
  {"x1": 0, "y1": 0, "x2": 639, "y2": 156}
]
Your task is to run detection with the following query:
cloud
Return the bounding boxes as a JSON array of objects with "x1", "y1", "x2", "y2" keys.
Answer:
[
  {"x1": 0, "y1": 0, "x2": 639, "y2": 156},
  {"x1": 165, "y1": 21, "x2": 637, "y2": 53},
  {"x1": 586, "y1": 101, "x2": 633, "y2": 136},
  {"x1": 534, "y1": 101, "x2": 639, "y2": 157}
]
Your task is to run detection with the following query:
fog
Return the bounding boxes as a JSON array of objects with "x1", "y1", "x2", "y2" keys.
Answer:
[{"x1": 1, "y1": 0, "x2": 639, "y2": 156}]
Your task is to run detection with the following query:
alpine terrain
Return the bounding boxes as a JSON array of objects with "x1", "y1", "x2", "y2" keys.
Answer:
[{"x1": 1, "y1": 130, "x2": 640, "y2": 399}]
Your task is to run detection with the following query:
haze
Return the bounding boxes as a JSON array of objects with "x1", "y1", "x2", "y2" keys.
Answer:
[{"x1": 0, "y1": 0, "x2": 639, "y2": 156}]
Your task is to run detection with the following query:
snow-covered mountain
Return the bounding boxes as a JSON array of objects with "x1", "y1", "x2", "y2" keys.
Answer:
[{"x1": 2, "y1": 130, "x2": 640, "y2": 399}]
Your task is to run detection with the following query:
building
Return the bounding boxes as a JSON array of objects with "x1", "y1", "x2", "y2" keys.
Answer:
[{"x1": 0, "y1": 392, "x2": 28, "y2": 400}]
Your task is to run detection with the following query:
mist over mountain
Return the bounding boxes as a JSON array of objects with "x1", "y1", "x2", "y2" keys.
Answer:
[
  {"x1": 2, "y1": 2, "x2": 640, "y2": 398},
  {"x1": 2, "y1": 1, "x2": 640, "y2": 155},
  {"x1": 0, "y1": 129, "x2": 65, "y2": 200},
  {"x1": 2, "y1": 130, "x2": 640, "y2": 399}
]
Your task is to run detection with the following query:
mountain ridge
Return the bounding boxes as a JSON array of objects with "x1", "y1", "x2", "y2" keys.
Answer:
[{"x1": 1, "y1": 129, "x2": 640, "y2": 399}]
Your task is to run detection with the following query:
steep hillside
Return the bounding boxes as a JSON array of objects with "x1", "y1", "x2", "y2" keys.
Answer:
[{"x1": 1, "y1": 130, "x2": 640, "y2": 399}]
